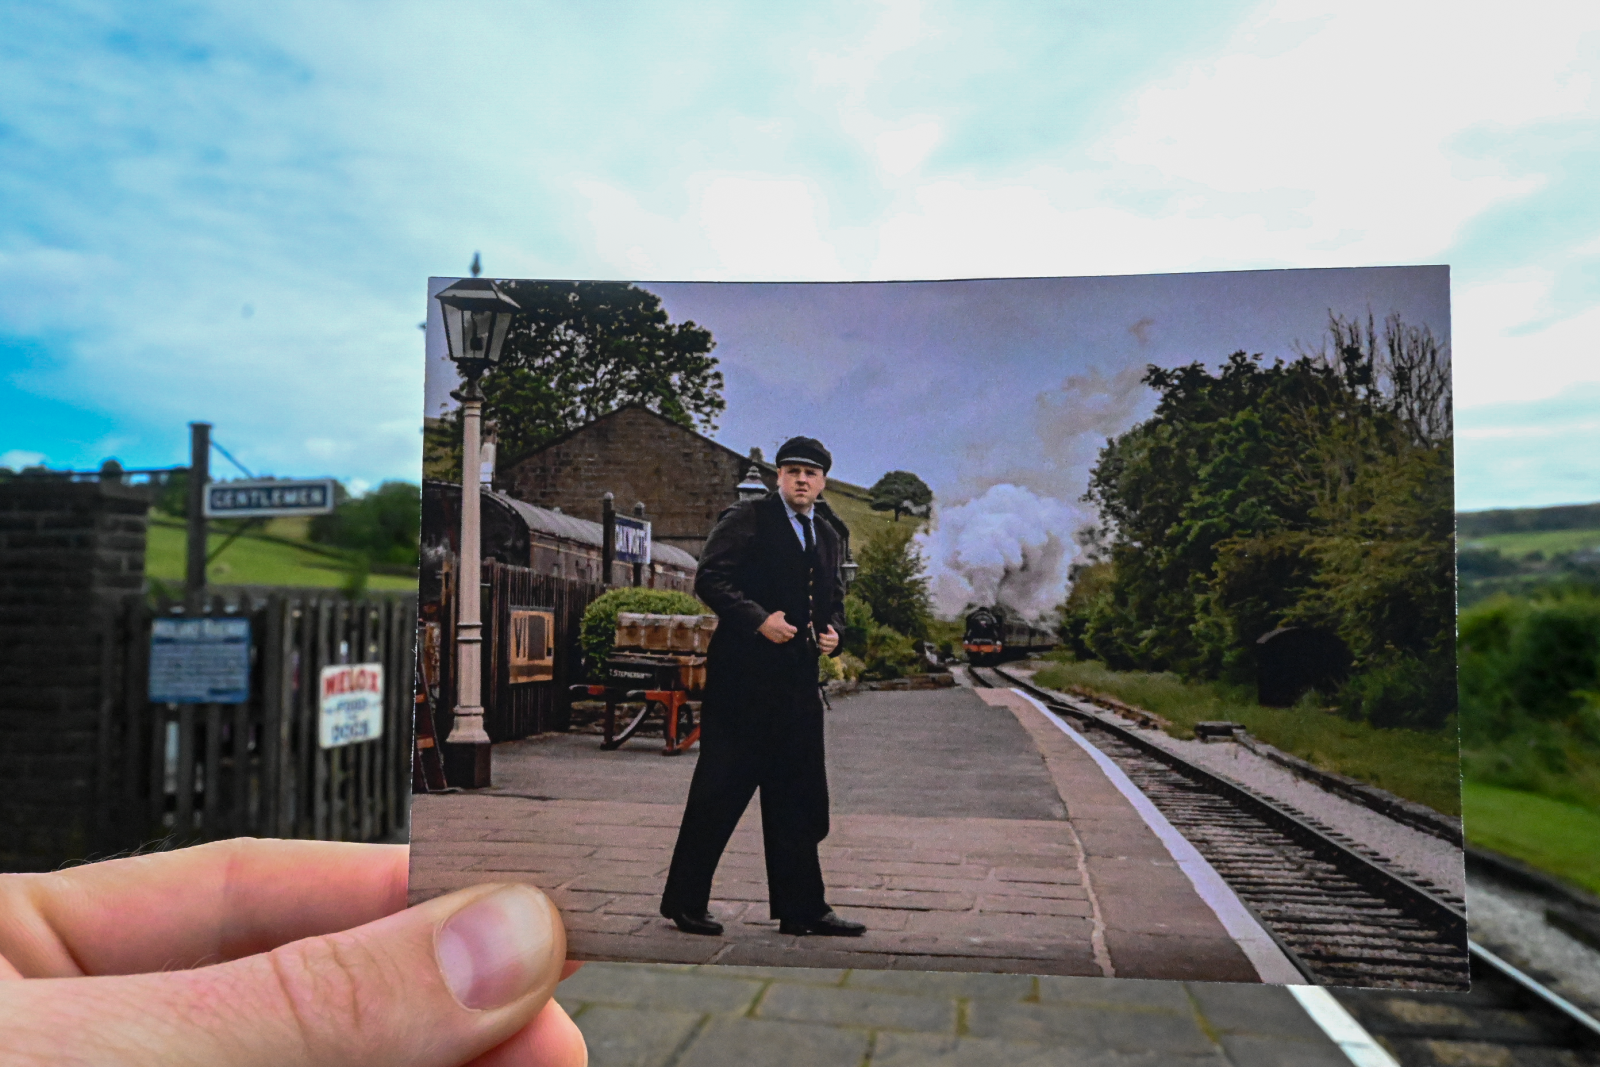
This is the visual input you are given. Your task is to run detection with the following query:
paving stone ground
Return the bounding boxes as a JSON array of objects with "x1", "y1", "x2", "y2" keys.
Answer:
[
  {"x1": 411, "y1": 685, "x2": 1257, "y2": 979},
  {"x1": 555, "y1": 962, "x2": 1352, "y2": 1067}
]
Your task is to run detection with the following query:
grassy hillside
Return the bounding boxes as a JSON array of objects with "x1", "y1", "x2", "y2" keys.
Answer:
[
  {"x1": 823, "y1": 477, "x2": 925, "y2": 550},
  {"x1": 1464, "y1": 782, "x2": 1600, "y2": 894},
  {"x1": 1466, "y1": 527, "x2": 1600, "y2": 558},
  {"x1": 146, "y1": 515, "x2": 418, "y2": 591}
]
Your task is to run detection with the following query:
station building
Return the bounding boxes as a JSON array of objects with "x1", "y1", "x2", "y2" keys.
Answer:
[{"x1": 498, "y1": 405, "x2": 776, "y2": 560}]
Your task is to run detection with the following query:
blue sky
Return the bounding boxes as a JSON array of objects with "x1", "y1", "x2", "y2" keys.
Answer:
[{"x1": 3, "y1": 1, "x2": 1598, "y2": 511}]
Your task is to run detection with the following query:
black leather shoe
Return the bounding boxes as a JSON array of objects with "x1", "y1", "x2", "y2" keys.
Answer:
[
  {"x1": 779, "y1": 910, "x2": 866, "y2": 937},
  {"x1": 663, "y1": 908, "x2": 723, "y2": 936}
]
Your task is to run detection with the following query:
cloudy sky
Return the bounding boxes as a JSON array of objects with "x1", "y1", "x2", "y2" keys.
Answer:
[{"x1": 4, "y1": 1, "x2": 1598, "y2": 511}]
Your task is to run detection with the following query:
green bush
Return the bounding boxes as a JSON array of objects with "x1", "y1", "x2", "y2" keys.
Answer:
[
  {"x1": 310, "y1": 481, "x2": 421, "y2": 567},
  {"x1": 1459, "y1": 589, "x2": 1600, "y2": 812},
  {"x1": 851, "y1": 523, "x2": 931, "y2": 640},
  {"x1": 861, "y1": 625, "x2": 918, "y2": 680},
  {"x1": 837, "y1": 594, "x2": 919, "y2": 680},
  {"x1": 579, "y1": 587, "x2": 708, "y2": 680}
]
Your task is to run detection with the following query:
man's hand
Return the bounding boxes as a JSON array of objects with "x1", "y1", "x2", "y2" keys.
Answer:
[
  {"x1": 758, "y1": 611, "x2": 798, "y2": 643},
  {"x1": 817, "y1": 625, "x2": 840, "y2": 655},
  {"x1": 0, "y1": 839, "x2": 587, "y2": 1067}
]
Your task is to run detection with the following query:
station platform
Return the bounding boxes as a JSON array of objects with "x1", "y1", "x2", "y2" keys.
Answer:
[{"x1": 410, "y1": 683, "x2": 1295, "y2": 982}]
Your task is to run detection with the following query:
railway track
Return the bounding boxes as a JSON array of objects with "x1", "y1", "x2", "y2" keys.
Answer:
[
  {"x1": 972, "y1": 663, "x2": 1467, "y2": 990},
  {"x1": 970, "y1": 664, "x2": 1600, "y2": 1063}
]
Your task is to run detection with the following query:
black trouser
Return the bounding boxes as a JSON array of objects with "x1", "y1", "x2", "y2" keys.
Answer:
[{"x1": 660, "y1": 682, "x2": 829, "y2": 923}]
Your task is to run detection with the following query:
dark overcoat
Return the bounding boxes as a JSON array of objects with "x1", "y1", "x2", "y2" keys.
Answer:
[{"x1": 692, "y1": 493, "x2": 846, "y2": 836}]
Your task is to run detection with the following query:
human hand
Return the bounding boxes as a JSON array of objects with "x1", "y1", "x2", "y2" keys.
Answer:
[
  {"x1": 0, "y1": 838, "x2": 586, "y2": 1067},
  {"x1": 758, "y1": 611, "x2": 797, "y2": 643},
  {"x1": 817, "y1": 625, "x2": 840, "y2": 654}
]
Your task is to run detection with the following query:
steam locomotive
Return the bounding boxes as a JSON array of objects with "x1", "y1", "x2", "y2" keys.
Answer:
[{"x1": 962, "y1": 606, "x2": 1057, "y2": 665}]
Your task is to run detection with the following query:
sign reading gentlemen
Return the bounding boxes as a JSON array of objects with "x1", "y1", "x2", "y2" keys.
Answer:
[
  {"x1": 659, "y1": 435, "x2": 866, "y2": 939},
  {"x1": 204, "y1": 478, "x2": 337, "y2": 519}
]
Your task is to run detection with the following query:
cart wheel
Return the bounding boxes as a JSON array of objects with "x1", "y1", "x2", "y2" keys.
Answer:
[
  {"x1": 606, "y1": 700, "x2": 654, "y2": 749},
  {"x1": 674, "y1": 700, "x2": 695, "y2": 740}
]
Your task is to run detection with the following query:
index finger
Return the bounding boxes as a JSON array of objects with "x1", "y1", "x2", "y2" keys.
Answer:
[{"x1": 0, "y1": 838, "x2": 408, "y2": 978}]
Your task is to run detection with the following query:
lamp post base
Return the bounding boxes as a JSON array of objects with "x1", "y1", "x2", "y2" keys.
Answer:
[{"x1": 443, "y1": 742, "x2": 492, "y2": 789}]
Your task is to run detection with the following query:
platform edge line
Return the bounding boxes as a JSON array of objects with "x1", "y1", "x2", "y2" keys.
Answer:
[{"x1": 1009, "y1": 688, "x2": 1303, "y2": 985}]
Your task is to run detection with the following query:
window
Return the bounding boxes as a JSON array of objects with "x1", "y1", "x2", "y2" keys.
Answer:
[{"x1": 508, "y1": 608, "x2": 555, "y2": 684}]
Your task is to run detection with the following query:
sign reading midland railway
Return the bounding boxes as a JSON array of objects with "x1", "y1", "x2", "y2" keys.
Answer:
[
  {"x1": 204, "y1": 478, "x2": 336, "y2": 518},
  {"x1": 148, "y1": 618, "x2": 252, "y2": 704}
]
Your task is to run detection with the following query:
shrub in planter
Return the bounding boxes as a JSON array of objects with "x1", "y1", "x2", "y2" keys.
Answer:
[{"x1": 579, "y1": 587, "x2": 708, "y2": 680}]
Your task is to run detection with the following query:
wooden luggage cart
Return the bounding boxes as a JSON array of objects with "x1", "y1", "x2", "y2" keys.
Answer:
[{"x1": 570, "y1": 613, "x2": 715, "y2": 756}]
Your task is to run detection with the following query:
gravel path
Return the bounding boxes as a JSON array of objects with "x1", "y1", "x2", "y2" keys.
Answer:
[
  {"x1": 1467, "y1": 873, "x2": 1600, "y2": 1014},
  {"x1": 990, "y1": 665, "x2": 1467, "y2": 900}
]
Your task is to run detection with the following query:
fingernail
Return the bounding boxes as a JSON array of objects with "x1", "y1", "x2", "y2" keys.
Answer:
[{"x1": 436, "y1": 886, "x2": 553, "y2": 1010}]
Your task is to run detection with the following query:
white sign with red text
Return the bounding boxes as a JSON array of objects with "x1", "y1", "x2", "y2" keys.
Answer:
[{"x1": 318, "y1": 663, "x2": 385, "y2": 748}]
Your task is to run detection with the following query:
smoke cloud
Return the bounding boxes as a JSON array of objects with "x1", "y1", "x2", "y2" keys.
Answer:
[
  {"x1": 920, "y1": 483, "x2": 1090, "y2": 622},
  {"x1": 921, "y1": 360, "x2": 1153, "y2": 622}
]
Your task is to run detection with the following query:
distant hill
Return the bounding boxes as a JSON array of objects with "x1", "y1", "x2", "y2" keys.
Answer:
[{"x1": 1458, "y1": 502, "x2": 1600, "y2": 539}]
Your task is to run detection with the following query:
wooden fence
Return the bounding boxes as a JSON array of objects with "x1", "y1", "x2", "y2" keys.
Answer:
[
  {"x1": 429, "y1": 560, "x2": 604, "y2": 744},
  {"x1": 106, "y1": 591, "x2": 416, "y2": 850}
]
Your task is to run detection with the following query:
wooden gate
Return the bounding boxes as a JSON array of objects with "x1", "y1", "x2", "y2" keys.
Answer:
[{"x1": 106, "y1": 591, "x2": 416, "y2": 850}]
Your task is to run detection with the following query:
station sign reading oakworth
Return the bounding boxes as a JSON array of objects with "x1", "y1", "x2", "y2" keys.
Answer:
[
  {"x1": 204, "y1": 478, "x2": 337, "y2": 519},
  {"x1": 614, "y1": 515, "x2": 652, "y2": 565}
]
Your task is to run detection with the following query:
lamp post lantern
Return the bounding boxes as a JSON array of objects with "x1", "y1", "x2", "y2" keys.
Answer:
[{"x1": 436, "y1": 278, "x2": 520, "y2": 789}]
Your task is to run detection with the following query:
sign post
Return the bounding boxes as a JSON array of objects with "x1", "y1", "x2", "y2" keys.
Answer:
[{"x1": 185, "y1": 422, "x2": 210, "y2": 613}]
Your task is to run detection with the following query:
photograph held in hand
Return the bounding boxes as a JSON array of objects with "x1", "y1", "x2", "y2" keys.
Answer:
[{"x1": 409, "y1": 266, "x2": 1466, "y2": 990}]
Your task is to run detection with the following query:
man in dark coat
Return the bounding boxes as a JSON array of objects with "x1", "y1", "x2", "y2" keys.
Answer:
[{"x1": 659, "y1": 436, "x2": 865, "y2": 937}]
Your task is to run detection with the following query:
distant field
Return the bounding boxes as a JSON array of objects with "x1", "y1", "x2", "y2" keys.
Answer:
[
  {"x1": 1030, "y1": 656, "x2": 1462, "y2": 816},
  {"x1": 1464, "y1": 781, "x2": 1600, "y2": 895},
  {"x1": 146, "y1": 517, "x2": 417, "y2": 591},
  {"x1": 1464, "y1": 527, "x2": 1600, "y2": 558}
]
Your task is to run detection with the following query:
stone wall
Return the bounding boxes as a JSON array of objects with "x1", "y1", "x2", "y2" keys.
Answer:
[
  {"x1": 505, "y1": 406, "x2": 773, "y2": 559},
  {"x1": 0, "y1": 475, "x2": 150, "y2": 870}
]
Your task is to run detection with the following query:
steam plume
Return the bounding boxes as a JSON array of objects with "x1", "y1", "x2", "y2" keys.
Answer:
[{"x1": 919, "y1": 483, "x2": 1089, "y2": 622}]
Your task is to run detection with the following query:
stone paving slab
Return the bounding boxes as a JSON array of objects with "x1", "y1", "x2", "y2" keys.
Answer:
[
  {"x1": 555, "y1": 962, "x2": 1347, "y2": 1067},
  {"x1": 411, "y1": 685, "x2": 1261, "y2": 981}
]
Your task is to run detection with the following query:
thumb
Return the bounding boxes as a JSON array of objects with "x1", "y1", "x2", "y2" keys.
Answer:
[{"x1": 3, "y1": 883, "x2": 579, "y2": 1067}]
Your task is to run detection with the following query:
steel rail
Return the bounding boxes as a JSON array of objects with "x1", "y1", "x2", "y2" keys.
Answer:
[
  {"x1": 985, "y1": 664, "x2": 1467, "y2": 945},
  {"x1": 965, "y1": 662, "x2": 1600, "y2": 1051}
]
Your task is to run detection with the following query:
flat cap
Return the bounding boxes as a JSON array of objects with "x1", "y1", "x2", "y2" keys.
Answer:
[{"x1": 774, "y1": 436, "x2": 832, "y2": 473}]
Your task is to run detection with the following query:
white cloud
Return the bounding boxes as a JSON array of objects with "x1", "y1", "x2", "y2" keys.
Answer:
[
  {"x1": 4, "y1": 0, "x2": 1599, "y2": 507},
  {"x1": 0, "y1": 450, "x2": 46, "y2": 470},
  {"x1": 874, "y1": 120, "x2": 942, "y2": 178}
]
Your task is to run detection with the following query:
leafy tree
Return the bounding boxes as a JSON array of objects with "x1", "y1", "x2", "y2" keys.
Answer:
[
  {"x1": 851, "y1": 523, "x2": 932, "y2": 640},
  {"x1": 428, "y1": 281, "x2": 723, "y2": 477},
  {"x1": 310, "y1": 482, "x2": 421, "y2": 567},
  {"x1": 869, "y1": 470, "x2": 933, "y2": 521},
  {"x1": 1078, "y1": 312, "x2": 1456, "y2": 728}
]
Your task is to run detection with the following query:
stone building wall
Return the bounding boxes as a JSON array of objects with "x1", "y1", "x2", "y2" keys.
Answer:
[
  {"x1": 504, "y1": 405, "x2": 773, "y2": 559},
  {"x1": 0, "y1": 475, "x2": 150, "y2": 870}
]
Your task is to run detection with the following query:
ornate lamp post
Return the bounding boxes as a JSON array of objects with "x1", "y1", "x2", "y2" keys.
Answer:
[{"x1": 436, "y1": 277, "x2": 520, "y2": 788}]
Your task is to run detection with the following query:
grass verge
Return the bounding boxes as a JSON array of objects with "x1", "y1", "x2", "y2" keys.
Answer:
[
  {"x1": 1030, "y1": 656, "x2": 1461, "y2": 816},
  {"x1": 1463, "y1": 780, "x2": 1600, "y2": 895},
  {"x1": 146, "y1": 519, "x2": 418, "y2": 591}
]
